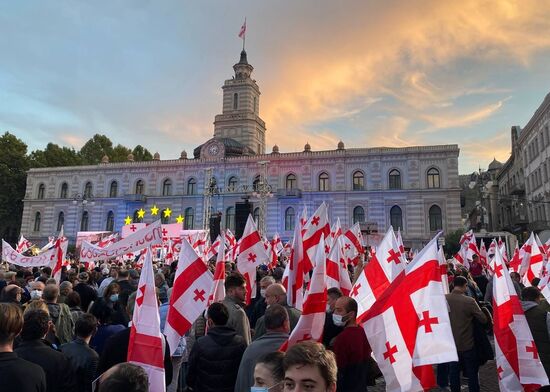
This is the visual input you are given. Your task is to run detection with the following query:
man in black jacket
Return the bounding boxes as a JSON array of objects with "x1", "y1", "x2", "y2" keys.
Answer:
[
  {"x1": 15, "y1": 309, "x2": 76, "y2": 392},
  {"x1": 61, "y1": 313, "x2": 99, "y2": 392},
  {"x1": 186, "y1": 302, "x2": 247, "y2": 392}
]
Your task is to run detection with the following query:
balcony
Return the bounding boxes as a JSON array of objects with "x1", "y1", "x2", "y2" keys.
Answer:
[
  {"x1": 509, "y1": 183, "x2": 525, "y2": 196},
  {"x1": 276, "y1": 188, "x2": 302, "y2": 198},
  {"x1": 124, "y1": 194, "x2": 147, "y2": 203},
  {"x1": 528, "y1": 220, "x2": 549, "y2": 232}
]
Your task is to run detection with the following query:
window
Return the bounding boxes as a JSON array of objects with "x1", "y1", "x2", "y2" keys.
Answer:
[
  {"x1": 253, "y1": 207, "x2": 260, "y2": 226},
  {"x1": 60, "y1": 183, "x2": 68, "y2": 199},
  {"x1": 390, "y1": 205, "x2": 403, "y2": 230},
  {"x1": 286, "y1": 174, "x2": 297, "y2": 190},
  {"x1": 226, "y1": 207, "x2": 235, "y2": 232},
  {"x1": 353, "y1": 206, "x2": 365, "y2": 224},
  {"x1": 162, "y1": 179, "x2": 172, "y2": 196},
  {"x1": 106, "y1": 211, "x2": 115, "y2": 232},
  {"x1": 80, "y1": 211, "x2": 89, "y2": 231},
  {"x1": 429, "y1": 205, "x2": 442, "y2": 231},
  {"x1": 389, "y1": 169, "x2": 401, "y2": 190},
  {"x1": 161, "y1": 209, "x2": 170, "y2": 224},
  {"x1": 319, "y1": 172, "x2": 329, "y2": 191},
  {"x1": 352, "y1": 171, "x2": 364, "y2": 190},
  {"x1": 84, "y1": 182, "x2": 93, "y2": 199},
  {"x1": 227, "y1": 176, "x2": 238, "y2": 192},
  {"x1": 427, "y1": 168, "x2": 440, "y2": 189},
  {"x1": 253, "y1": 176, "x2": 261, "y2": 191},
  {"x1": 57, "y1": 212, "x2": 64, "y2": 232},
  {"x1": 187, "y1": 178, "x2": 197, "y2": 195},
  {"x1": 109, "y1": 181, "x2": 118, "y2": 197},
  {"x1": 37, "y1": 184, "x2": 45, "y2": 199},
  {"x1": 253, "y1": 96, "x2": 257, "y2": 113},
  {"x1": 184, "y1": 208, "x2": 194, "y2": 230},
  {"x1": 285, "y1": 207, "x2": 295, "y2": 231},
  {"x1": 135, "y1": 180, "x2": 144, "y2": 195},
  {"x1": 33, "y1": 212, "x2": 41, "y2": 232},
  {"x1": 233, "y1": 93, "x2": 238, "y2": 110},
  {"x1": 133, "y1": 209, "x2": 143, "y2": 223}
]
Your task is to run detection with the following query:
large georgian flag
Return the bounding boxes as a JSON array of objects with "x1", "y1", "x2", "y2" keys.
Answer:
[
  {"x1": 492, "y1": 242, "x2": 549, "y2": 391},
  {"x1": 302, "y1": 202, "x2": 330, "y2": 272},
  {"x1": 283, "y1": 213, "x2": 306, "y2": 312},
  {"x1": 326, "y1": 235, "x2": 352, "y2": 296},
  {"x1": 520, "y1": 233, "x2": 545, "y2": 287},
  {"x1": 208, "y1": 234, "x2": 226, "y2": 306},
  {"x1": 341, "y1": 222, "x2": 365, "y2": 267},
  {"x1": 360, "y1": 234, "x2": 457, "y2": 392},
  {"x1": 165, "y1": 239, "x2": 213, "y2": 355},
  {"x1": 128, "y1": 248, "x2": 166, "y2": 392}
]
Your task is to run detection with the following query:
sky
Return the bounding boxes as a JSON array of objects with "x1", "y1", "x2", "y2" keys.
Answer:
[{"x1": 1, "y1": 1, "x2": 550, "y2": 174}]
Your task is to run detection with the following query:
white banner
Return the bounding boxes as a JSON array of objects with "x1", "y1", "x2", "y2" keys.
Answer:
[
  {"x1": 80, "y1": 220, "x2": 163, "y2": 262},
  {"x1": 2, "y1": 239, "x2": 58, "y2": 267}
]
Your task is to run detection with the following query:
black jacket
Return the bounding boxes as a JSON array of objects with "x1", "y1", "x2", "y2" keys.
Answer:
[
  {"x1": 73, "y1": 283, "x2": 97, "y2": 312},
  {"x1": 15, "y1": 339, "x2": 76, "y2": 392},
  {"x1": 60, "y1": 338, "x2": 99, "y2": 392},
  {"x1": 0, "y1": 351, "x2": 47, "y2": 392},
  {"x1": 187, "y1": 325, "x2": 247, "y2": 392},
  {"x1": 116, "y1": 279, "x2": 136, "y2": 307},
  {"x1": 97, "y1": 327, "x2": 173, "y2": 385}
]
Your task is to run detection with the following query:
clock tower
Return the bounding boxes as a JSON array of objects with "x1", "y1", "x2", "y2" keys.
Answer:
[{"x1": 213, "y1": 50, "x2": 266, "y2": 155}]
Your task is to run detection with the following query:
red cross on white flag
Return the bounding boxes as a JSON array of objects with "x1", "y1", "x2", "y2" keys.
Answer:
[
  {"x1": 326, "y1": 234, "x2": 352, "y2": 296},
  {"x1": 283, "y1": 213, "x2": 306, "y2": 312},
  {"x1": 520, "y1": 233, "x2": 545, "y2": 287},
  {"x1": 302, "y1": 202, "x2": 330, "y2": 273},
  {"x1": 341, "y1": 222, "x2": 364, "y2": 267},
  {"x1": 208, "y1": 234, "x2": 226, "y2": 306}
]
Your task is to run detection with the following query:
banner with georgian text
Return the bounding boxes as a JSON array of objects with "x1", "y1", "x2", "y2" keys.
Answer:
[{"x1": 2, "y1": 239, "x2": 61, "y2": 267}]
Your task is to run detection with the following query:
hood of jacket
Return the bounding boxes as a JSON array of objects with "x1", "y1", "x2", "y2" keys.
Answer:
[
  {"x1": 521, "y1": 300, "x2": 539, "y2": 312},
  {"x1": 47, "y1": 302, "x2": 61, "y2": 320},
  {"x1": 207, "y1": 325, "x2": 238, "y2": 346}
]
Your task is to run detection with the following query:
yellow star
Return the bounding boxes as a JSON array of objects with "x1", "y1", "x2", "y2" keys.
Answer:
[
  {"x1": 176, "y1": 214, "x2": 184, "y2": 224},
  {"x1": 150, "y1": 205, "x2": 159, "y2": 216},
  {"x1": 137, "y1": 208, "x2": 146, "y2": 219},
  {"x1": 124, "y1": 216, "x2": 132, "y2": 225},
  {"x1": 163, "y1": 208, "x2": 172, "y2": 218}
]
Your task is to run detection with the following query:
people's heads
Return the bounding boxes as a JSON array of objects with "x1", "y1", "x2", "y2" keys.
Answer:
[
  {"x1": 532, "y1": 277, "x2": 541, "y2": 287},
  {"x1": 510, "y1": 272, "x2": 521, "y2": 283},
  {"x1": 41, "y1": 267, "x2": 52, "y2": 278},
  {"x1": 66, "y1": 291, "x2": 82, "y2": 308},
  {"x1": 20, "y1": 309, "x2": 50, "y2": 341},
  {"x1": 283, "y1": 341, "x2": 337, "y2": 392},
  {"x1": 23, "y1": 299, "x2": 49, "y2": 315},
  {"x1": 104, "y1": 282, "x2": 121, "y2": 302},
  {"x1": 0, "y1": 303, "x2": 23, "y2": 347},
  {"x1": 254, "y1": 351, "x2": 285, "y2": 392},
  {"x1": 75, "y1": 313, "x2": 98, "y2": 339},
  {"x1": 326, "y1": 287, "x2": 343, "y2": 312},
  {"x1": 98, "y1": 362, "x2": 149, "y2": 392},
  {"x1": 264, "y1": 303, "x2": 290, "y2": 333},
  {"x1": 452, "y1": 276, "x2": 468, "y2": 294},
  {"x1": 260, "y1": 276, "x2": 276, "y2": 298},
  {"x1": 225, "y1": 273, "x2": 247, "y2": 303},
  {"x1": 154, "y1": 272, "x2": 165, "y2": 288},
  {"x1": 333, "y1": 296, "x2": 357, "y2": 327},
  {"x1": 29, "y1": 281, "x2": 45, "y2": 299},
  {"x1": 472, "y1": 254, "x2": 479, "y2": 263},
  {"x1": 59, "y1": 281, "x2": 73, "y2": 296},
  {"x1": 117, "y1": 269, "x2": 129, "y2": 280},
  {"x1": 3, "y1": 271, "x2": 16, "y2": 283},
  {"x1": 272, "y1": 267, "x2": 285, "y2": 283},
  {"x1": 0, "y1": 284, "x2": 22, "y2": 304},
  {"x1": 265, "y1": 283, "x2": 287, "y2": 307},
  {"x1": 42, "y1": 284, "x2": 59, "y2": 303},
  {"x1": 522, "y1": 286, "x2": 542, "y2": 303},
  {"x1": 207, "y1": 302, "x2": 229, "y2": 328},
  {"x1": 78, "y1": 272, "x2": 90, "y2": 283}
]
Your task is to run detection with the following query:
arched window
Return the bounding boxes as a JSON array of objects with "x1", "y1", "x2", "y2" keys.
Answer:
[
  {"x1": 109, "y1": 181, "x2": 118, "y2": 197},
  {"x1": 352, "y1": 171, "x2": 364, "y2": 190},
  {"x1": 286, "y1": 174, "x2": 297, "y2": 190},
  {"x1": 187, "y1": 178, "x2": 197, "y2": 195},
  {"x1": 37, "y1": 184, "x2": 45, "y2": 199},
  {"x1": 162, "y1": 179, "x2": 172, "y2": 196},
  {"x1": 184, "y1": 207, "x2": 194, "y2": 230},
  {"x1": 285, "y1": 207, "x2": 295, "y2": 231},
  {"x1": 33, "y1": 212, "x2": 41, "y2": 232},
  {"x1": 319, "y1": 172, "x2": 329, "y2": 191},
  {"x1": 227, "y1": 176, "x2": 238, "y2": 192},
  {"x1": 84, "y1": 182, "x2": 93, "y2": 199},
  {"x1": 353, "y1": 206, "x2": 365, "y2": 224},
  {"x1": 135, "y1": 180, "x2": 144, "y2": 195},
  {"x1": 389, "y1": 169, "x2": 401, "y2": 190},
  {"x1": 106, "y1": 211, "x2": 115, "y2": 232},
  {"x1": 60, "y1": 183, "x2": 68, "y2": 199},
  {"x1": 226, "y1": 207, "x2": 235, "y2": 232},
  {"x1": 427, "y1": 168, "x2": 440, "y2": 189},
  {"x1": 80, "y1": 211, "x2": 89, "y2": 231},
  {"x1": 390, "y1": 206, "x2": 403, "y2": 230},
  {"x1": 161, "y1": 209, "x2": 170, "y2": 224},
  {"x1": 233, "y1": 93, "x2": 238, "y2": 110},
  {"x1": 253, "y1": 207, "x2": 260, "y2": 226},
  {"x1": 429, "y1": 205, "x2": 442, "y2": 231},
  {"x1": 133, "y1": 209, "x2": 142, "y2": 223},
  {"x1": 253, "y1": 175, "x2": 261, "y2": 191},
  {"x1": 57, "y1": 211, "x2": 64, "y2": 232}
]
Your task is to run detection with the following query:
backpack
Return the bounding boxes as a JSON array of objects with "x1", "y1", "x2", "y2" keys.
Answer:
[{"x1": 55, "y1": 303, "x2": 76, "y2": 344}]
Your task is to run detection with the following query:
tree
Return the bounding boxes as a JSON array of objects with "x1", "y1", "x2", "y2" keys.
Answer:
[
  {"x1": 0, "y1": 132, "x2": 29, "y2": 244},
  {"x1": 79, "y1": 134, "x2": 113, "y2": 165},
  {"x1": 29, "y1": 143, "x2": 81, "y2": 168},
  {"x1": 111, "y1": 144, "x2": 132, "y2": 162},
  {"x1": 132, "y1": 145, "x2": 153, "y2": 161},
  {"x1": 444, "y1": 229, "x2": 464, "y2": 257}
]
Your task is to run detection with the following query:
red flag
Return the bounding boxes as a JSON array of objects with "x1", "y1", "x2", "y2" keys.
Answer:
[{"x1": 238, "y1": 18, "x2": 246, "y2": 38}]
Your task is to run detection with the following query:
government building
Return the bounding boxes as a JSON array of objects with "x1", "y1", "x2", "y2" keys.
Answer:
[{"x1": 21, "y1": 49, "x2": 462, "y2": 249}]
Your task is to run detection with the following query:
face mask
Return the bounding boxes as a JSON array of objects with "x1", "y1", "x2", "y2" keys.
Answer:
[
  {"x1": 333, "y1": 313, "x2": 346, "y2": 327},
  {"x1": 109, "y1": 294, "x2": 119, "y2": 302},
  {"x1": 251, "y1": 381, "x2": 282, "y2": 392},
  {"x1": 30, "y1": 290, "x2": 42, "y2": 299},
  {"x1": 260, "y1": 289, "x2": 266, "y2": 298}
]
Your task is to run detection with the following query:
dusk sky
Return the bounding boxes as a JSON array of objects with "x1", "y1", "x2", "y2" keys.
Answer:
[{"x1": 2, "y1": 1, "x2": 550, "y2": 173}]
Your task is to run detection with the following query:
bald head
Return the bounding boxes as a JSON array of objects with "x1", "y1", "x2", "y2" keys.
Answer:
[
  {"x1": 265, "y1": 283, "x2": 287, "y2": 306},
  {"x1": 334, "y1": 296, "x2": 358, "y2": 326}
]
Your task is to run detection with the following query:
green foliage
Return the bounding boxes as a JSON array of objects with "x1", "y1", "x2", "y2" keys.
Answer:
[
  {"x1": 79, "y1": 134, "x2": 114, "y2": 164},
  {"x1": 444, "y1": 229, "x2": 464, "y2": 257},
  {"x1": 29, "y1": 143, "x2": 82, "y2": 168},
  {"x1": 132, "y1": 145, "x2": 153, "y2": 161},
  {"x1": 111, "y1": 144, "x2": 132, "y2": 162}
]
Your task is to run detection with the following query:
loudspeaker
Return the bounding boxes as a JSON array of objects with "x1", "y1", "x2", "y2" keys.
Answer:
[
  {"x1": 209, "y1": 213, "x2": 222, "y2": 243},
  {"x1": 235, "y1": 201, "x2": 252, "y2": 239}
]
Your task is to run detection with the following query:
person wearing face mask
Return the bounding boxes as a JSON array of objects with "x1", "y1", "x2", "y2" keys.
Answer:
[
  {"x1": 251, "y1": 351, "x2": 285, "y2": 392},
  {"x1": 29, "y1": 281, "x2": 46, "y2": 301},
  {"x1": 89, "y1": 282, "x2": 129, "y2": 326},
  {"x1": 186, "y1": 302, "x2": 247, "y2": 392},
  {"x1": 331, "y1": 296, "x2": 371, "y2": 392},
  {"x1": 322, "y1": 287, "x2": 343, "y2": 349},
  {"x1": 254, "y1": 284, "x2": 301, "y2": 340}
]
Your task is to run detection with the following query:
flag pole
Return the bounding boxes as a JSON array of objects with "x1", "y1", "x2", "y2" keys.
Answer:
[{"x1": 243, "y1": 17, "x2": 246, "y2": 51}]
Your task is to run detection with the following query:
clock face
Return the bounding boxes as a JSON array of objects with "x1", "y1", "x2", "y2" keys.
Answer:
[{"x1": 208, "y1": 143, "x2": 220, "y2": 156}]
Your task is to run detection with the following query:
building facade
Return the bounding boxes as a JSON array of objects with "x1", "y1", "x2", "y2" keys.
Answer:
[{"x1": 21, "y1": 50, "x2": 462, "y2": 249}]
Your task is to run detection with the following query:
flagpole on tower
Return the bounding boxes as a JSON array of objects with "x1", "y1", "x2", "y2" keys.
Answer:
[{"x1": 239, "y1": 17, "x2": 247, "y2": 51}]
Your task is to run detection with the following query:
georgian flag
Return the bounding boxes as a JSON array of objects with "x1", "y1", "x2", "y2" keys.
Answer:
[
  {"x1": 492, "y1": 241, "x2": 549, "y2": 391},
  {"x1": 302, "y1": 202, "x2": 331, "y2": 273},
  {"x1": 16, "y1": 235, "x2": 33, "y2": 253},
  {"x1": 208, "y1": 234, "x2": 226, "y2": 306},
  {"x1": 206, "y1": 235, "x2": 222, "y2": 260},
  {"x1": 122, "y1": 223, "x2": 146, "y2": 238},
  {"x1": 51, "y1": 227, "x2": 68, "y2": 284},
  {"x1": 283, "y1": 212, "x2": 306, "y2": 312},
  {"x1": 509, "y1": 242, "x2": 522, "y2": 273},
  {"x1": 438, "y1": 246, "x2": 450, "y2": 295},
  {"x1": 520, "y1": 233, "x2": 545, "y2": 287},
  {"x1": 238, "y1": 18, "x2": 246, "y2": 39},
  {"x1": 164, "y1": 239, "x2": 213, "y2": 355},
  {"x1": 225, "y1": 229, "x2": 238, "y2": 261},
  {"x1": 326, "y1": 234, "x2": 352, "y2": 296},
  {"x1": 342, "y1": 222, "x2": 364, "y2": 267}
]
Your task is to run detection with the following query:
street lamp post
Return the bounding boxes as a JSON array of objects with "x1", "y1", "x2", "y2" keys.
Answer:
[
  {"x1": 72, "y1": 192, "x2": 95, "y2": 240},
  {"x1": 252, "y1": 161, "x2": 273, "y2": 237}
]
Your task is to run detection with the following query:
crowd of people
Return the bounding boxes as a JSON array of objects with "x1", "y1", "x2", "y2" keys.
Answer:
[{"x1": 0, "y1": 247, "x2": 549, "y2": 392}]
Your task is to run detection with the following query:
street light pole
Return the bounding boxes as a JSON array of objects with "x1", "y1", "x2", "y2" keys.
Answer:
[
  {"x1": 72, "y1": 192, "x2": 95, "y2": 241},
  {"x1": 252, "y1": 160, "x2": 272, "y2": 237}
]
